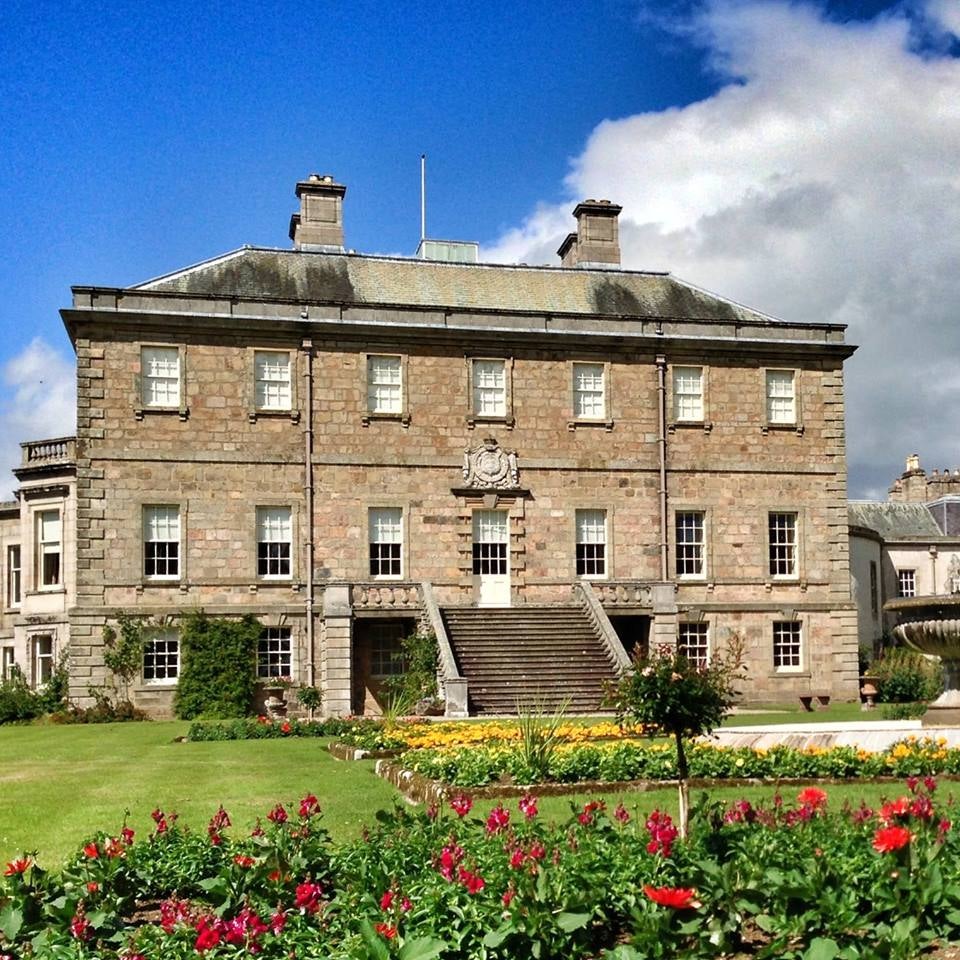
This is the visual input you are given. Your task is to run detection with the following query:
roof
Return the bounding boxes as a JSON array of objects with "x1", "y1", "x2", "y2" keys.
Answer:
[
  {"x1": 134, "y1": 247, "x2": 786, "y2": 324},
  {"x1": 848, "y1": 501, "x2": 944, "y2": 540}
]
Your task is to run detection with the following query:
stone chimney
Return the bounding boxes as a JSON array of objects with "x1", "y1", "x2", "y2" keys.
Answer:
[
  {"x1": 289, "y1": 174, "x2": 346, "y2": 251},
  {"x1": 889, "y1": 454, "x2": 929, "y2": 502},
  {"x1": 557, "y1": 199, "x2": 622, "y2": 268}
]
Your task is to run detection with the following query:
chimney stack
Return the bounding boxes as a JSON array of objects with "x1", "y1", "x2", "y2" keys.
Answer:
[
  {"x1": 557, "y1": 199, "x2": 622, "y2": 268},
  {"x1": 289, "y1": 174, "x2": 346, "y2": 252}
]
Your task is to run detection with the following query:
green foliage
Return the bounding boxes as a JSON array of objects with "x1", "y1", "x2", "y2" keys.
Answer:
[
  {"x1": 173, "y1": 612, "x2": 261, "y2": 719},
  {"x1": 296, "y1": 685, "x2": 322, "y2": 712},
  {"x1": 881, "y1": 701, "x2": 930, "y2": 720},
  {"x1": 187, "y1": 716, "x2": 358, "y2": 740},
  {"x1": 869, "y1": 647, "x2": 942, "y2": 704},
  {"x1": 101, "y1": 614, "x2": 152, "y2": 703},
  {"x1": 0, "y1": 655, "x2": 69, "y2": 725},
  {"x1": 0, "y1": 666, "x2": 43, "y2": 725},
  {"x1": 381, "y1": 630, "x2": 440, "y2": 712},
  {"x1": 515, "y1": 698, "x2": 569, "y2": 782}
]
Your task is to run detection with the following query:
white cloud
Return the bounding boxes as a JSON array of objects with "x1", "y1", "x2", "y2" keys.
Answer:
[
  {"x1": 484, "y1": 0, "x2": 960, "y2": 498},
  {"x1": 0, "y1": 339, "x2": 76, "y2": 498}
]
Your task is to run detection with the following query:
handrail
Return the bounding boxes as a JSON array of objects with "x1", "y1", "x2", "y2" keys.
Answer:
[
  {"x1": 420, "y1": 582, "x2": 468, "y2": 717},
  {"x1": 573, "y1": 580, "x2": 632, "y2": 674}
]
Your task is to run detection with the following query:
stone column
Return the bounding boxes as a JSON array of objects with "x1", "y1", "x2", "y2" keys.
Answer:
[{"x1": 322, "y1": 585, "x2": 353, "y2": 717}]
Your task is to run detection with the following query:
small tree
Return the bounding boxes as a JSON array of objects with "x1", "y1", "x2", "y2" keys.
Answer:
[
  {"x1": 102, "y1": 614, "x2": 151, "y2": 705},
  {"x1": 608, "y1": 636, "x2": 745, "y2": 837}
]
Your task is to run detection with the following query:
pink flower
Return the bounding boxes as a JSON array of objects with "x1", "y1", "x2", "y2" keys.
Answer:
[
  {"x1": 645, "y1": 809, "x2": 678, "y2": 857},
  {"x1": 486, "y1": 803, "x2": 510, "y2": 834},
  {"x1": 437, "y1": 842, "x2": 464, "y2": 880},
  {"x1": 450, "y1": 794, "x2": 473, "y2": 817},
  {"x1": 70, "y1": 912, "x2": 91, "y2": 941},
  {"x1": 299, "y1": 794, "x2": 320, "y2": 818},
  {"x1": 194, "y1": 918, "x2": 221, "y2": 952},
  {"x1": 502, "y1": 887, "x2": 516, "y2": 906},
  {"x1": 518, "y1": 793, "x2": 538, "y2": 819},
  {"x1": 509, "y1": 847, "x2": 525, "y2": 869},
  {"x1": 270, "y1": 910, "x2": 287, "y2": 934}
]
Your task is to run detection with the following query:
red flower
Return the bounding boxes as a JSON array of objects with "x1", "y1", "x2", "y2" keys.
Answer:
[
  {"x1": 614, "y1": 802, "x2": 631, "y2": 824},
  {"x1": 518, "y1": 793, "x2": 538, "y2": 819},
  {"x1": 643, "y1": 885, "x2": 701, "y2": 910},
  {"x1": 105, "y1": 837, "x2": 126, "y2": 858},
  {"x1": 401, "y1": 897, "x2": 412, "y2": 912},
  {"x1": 528, "y1": 840, "x2": 546, "y2": 861},
  {"x1": 4, "y1": 857, "x2": 30, "y2": 876},
  {"x1": 121, "y1": 826, "x2": 135, "y2": 846},
  {"x1": 437, "y1": 842, "x2": 464, "y2": 880},
  {"x1": 270, "y1": 910, "x2": 287, "y2": 934},
  {"x1": 797, "y1": 787, "x2": 828, "y2": 810},
  {"x1": 509, "y1": 847, "x2": 525, "y2": 869},
  {"x1": 458, "y1": 867, "x2": 486, "y2": 894},
  {"x1": 267, "y1": 803, "x2": 288, "y2": 824},
  {"x1": 502, "y1": 887, "x2": 516, "y2": 906},
  {"x1": 70, "y1": 912, "x2": 91, "y2": 941},
  {"x1": 194, "y1": 918, "x2": 221, "y2": 952},
  {"x1": 83, "y1": 842, "x2": 99, "y2": 859},
  {"x1": 294, "y1": 881, "x2": 324, "y2": 913},
  {"x1": 380, "y1": 890, "x2": 394, "y2": 910},
  {"x1": 485, "y1": 803, "x2": 510, "y2": 834},
  {"x1": 375, "y1": 922, "x2": 398, "y2": 939},
  {"x1": 450, "y1": 793, "x2": 473, "y2": 817},
  {"x1": 645, "y1": 809, "x2": 679, "y2": 856},
  {"x1": 281, "y1": 721, "x2": 292, "y2": 734},
  {"x1": 879, "y1": 797, "x2": 911, "y2": 824},
  {"x1": 87, "y1": 881, "x2": 99, "y2": 893},
  {"x1": 233, "y1": 854, "x2": 256, "y2": 868},
  {"x1": 299, "y1": 794, "x2": 320, "y2": 818},
  {"x1": 208, "y1": 805, "x2": 231, "y2": 845},
  {"x1": 873, "y1": 826, "x2": 912, "y2": 853}
]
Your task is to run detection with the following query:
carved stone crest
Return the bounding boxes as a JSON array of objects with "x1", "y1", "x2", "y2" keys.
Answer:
[{"x1": 462, "y1": 437, "x2": 519, "y2": 489}]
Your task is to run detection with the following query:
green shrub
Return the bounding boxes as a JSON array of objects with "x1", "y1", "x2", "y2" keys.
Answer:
[
  {"x1": 0, "y1": 667, "x2": 43, "y2": 724},
  {"x1": 173, "y1": 612, "x2": 261, "y2": 719},
  {"x1": 381, "y1": 629, "x2": 439, "y2": 712},
  {"x1": 870, "y1": 647, "x2": 942, "y2": 704}
]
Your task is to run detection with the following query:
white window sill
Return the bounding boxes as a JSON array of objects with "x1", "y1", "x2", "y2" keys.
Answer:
[{"x1": 248, "y1": 408, "x2": 300, "y2": 424}]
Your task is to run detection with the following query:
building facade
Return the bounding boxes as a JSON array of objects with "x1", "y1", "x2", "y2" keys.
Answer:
[
  {"x1": 0, "y1": 439, "x2": 77, "y2": 687},
  {"x1": 850, "y1": 455, "x2": 960, "y2": 654},
  {"x1": 54, "y1": 175, "x2": 859, "y2": 716}
]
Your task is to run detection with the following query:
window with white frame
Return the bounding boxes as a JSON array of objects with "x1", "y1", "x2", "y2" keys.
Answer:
[
  {"x1": 257, "y1": 507, "x2": 292, "y2": 579},
  {"x1": 37, "y1": 511, "x2": 61, "y2": 588},
  {"x1": 1, "y1": 646, "x2": 15, "y2": 681},
  {"x1": 897, "y1": 569, "x2": 917, "y2": 598},
  {"x1": 32, "y1": 635, "x2": 53, "y2": 687},
  {"x1": 141, "y1": 346, "x2": 181, "y2": 408},
  {"x1": 367, "y1": 355, "x2": 403, "y2": 414},
  {"x1": 471, "y1": 359, "x2": 507, "y2": 417},
  {"x1": 6, "y1": 544, "x2": 20, "y2": 607},
  {"x1": 768, "y1": 513, "x2": 798, "y2": 578},
  {"x1": 254, "y1": 351, "x2": 291, "y2": 410},
  {"x1": 673, "y1": 366, "x2": 704, "y2": 422},
  {"x1": 575, "y1": 509, "x2": 607, "y2": 578},
  {"x1": 572, "y1": 363, "x2": 605, "y2": 419},
  {"x1": 369, "y1": 508, "x2": 403, "y2": 578},
  {"x1": 678, "y1": 623, "x2": 709, "y2": 669},
  {"x1": 675, "y1": 512, "x2": 705, "y2": 577},
  {"x1": 773, "y1": 621, "x2": 802, "y2": 671},
  {"x1": 143, "y1": 631, "x2": 179, "y2": 684},
  {"x1": 257, "y1": 627, "x2": 292, "y2": 679},
  {"x1": 143, "y1": 505, "x2": 180, "y2": 579},
  {"x1": 766, "y1": 370, "x2": 796, "y2": 424}
]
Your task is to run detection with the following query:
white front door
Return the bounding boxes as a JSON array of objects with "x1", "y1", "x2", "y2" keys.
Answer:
[{"x1": 473, "y1": 509, "x2": 510, "y2": 607}]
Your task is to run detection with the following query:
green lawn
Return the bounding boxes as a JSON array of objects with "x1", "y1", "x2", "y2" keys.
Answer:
[
  {"x1": 0, "y1": 721, "x2": 399, "y2": 865},
  {"x1": 724, "y1": 700, "x2": 881, "y2": 726},
  {"x1": 0, "y1": 719, "x2": 915, "y2": 868}
]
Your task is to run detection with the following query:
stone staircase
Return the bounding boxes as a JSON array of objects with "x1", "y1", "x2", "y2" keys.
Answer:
[{"x1": 440, "y1": 605, "x2": 620, "y2": 715}]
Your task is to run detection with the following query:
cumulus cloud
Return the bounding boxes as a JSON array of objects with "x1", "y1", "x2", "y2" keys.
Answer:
[
  {"x1": 484, "y1": 0, "x2": 960, "y2": 498},
  {"x1": 0, "y1": 339, "x2": 76, "y2": 498}
]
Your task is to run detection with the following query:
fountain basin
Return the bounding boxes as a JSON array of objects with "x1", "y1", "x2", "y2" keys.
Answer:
[{"x1": 886, "y1": 596, "x2": 960, "y2": 726}]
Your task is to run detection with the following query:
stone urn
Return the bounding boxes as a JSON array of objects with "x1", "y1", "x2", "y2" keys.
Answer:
[
  {"x1": 860, "y1": 675, "x2": 879, "y2": 710},
  {"x1": 886, "y1": 595, "x2": 960, "y2": 726}
]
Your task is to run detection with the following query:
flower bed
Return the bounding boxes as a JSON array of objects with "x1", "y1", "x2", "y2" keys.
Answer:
[
  {"x1": 2, "y1": 781, "x2": 960, "y2": 958},
  {"x1": 187, "y1": 716, "x2": 371, "y2": 741},
  {"x1": 396, "y1": 735, "x2": 958, "y2": 787}
]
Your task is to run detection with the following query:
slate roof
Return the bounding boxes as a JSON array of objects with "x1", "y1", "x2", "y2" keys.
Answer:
[
  {"x1": 848, "y1": 501, "x2": 944, "y2": 539},
  {"x1": 135, "y1": 248, "x2": 783, "y2": 324}
]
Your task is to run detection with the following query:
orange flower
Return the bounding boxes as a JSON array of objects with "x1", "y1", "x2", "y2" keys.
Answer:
[
  {"x1": 879, "y1": 797, "x2": 911, "y2": 823},
  {"x1": 643, "y1": 885, "x2": 701, "y2": 909},
  {"x1": 873, "y1": 825, "x2": 911, "y2": 853},
  {"x1": 4, "y1": 857, "x2": 30, "y2": 875}
]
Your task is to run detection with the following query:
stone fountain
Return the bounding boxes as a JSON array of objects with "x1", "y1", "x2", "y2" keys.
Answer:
[{"x1": 886, "y1": 559, "x2": 960, "y2": 726}]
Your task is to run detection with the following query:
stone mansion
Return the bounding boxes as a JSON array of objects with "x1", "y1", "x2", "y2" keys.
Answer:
[{"x1": 0, "y1": 174, "x2": 862, "y2": 716}]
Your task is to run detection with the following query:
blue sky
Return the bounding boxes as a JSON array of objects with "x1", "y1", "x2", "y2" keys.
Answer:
[{"x1": 1, "y1": 0, "x2": 958, "y2": 498}]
